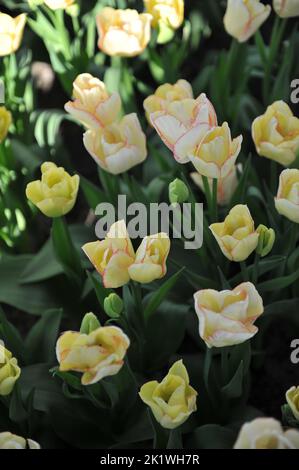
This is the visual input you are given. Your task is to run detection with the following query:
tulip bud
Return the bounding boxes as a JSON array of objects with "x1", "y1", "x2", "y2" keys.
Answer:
[
  {"x1": 0, "y1": 13, "x2": 26, "y2": 57},
  {"x1": 104, "y1": 293, "x2": 124, "y2": 319},
  {"x1": 256, "y1": 224, "x2": 275, "y2": 257},
  {"x1": 80, "y1": 312, "x2": 101, "y2": 335},
  {"x1": 66, "y1": 4, "x2": 79, "y2": 17},
  {"x1": 169, "y1": 178, "x2": 189, "y2": 204}
]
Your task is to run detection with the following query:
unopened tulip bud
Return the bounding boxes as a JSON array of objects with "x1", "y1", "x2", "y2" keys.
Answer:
[
  {"x1": 80, "y1": 312, "x2": 101, "y2": 335},
  {"x1": 256, "y1": 224, "x2": 275, "y2": 257},
  {"x1": 169, "y1": 178, "x2": 189, "y2": 204},
  {"x1": 104, "y1": 293, "x2": 124, "y2": 319}
]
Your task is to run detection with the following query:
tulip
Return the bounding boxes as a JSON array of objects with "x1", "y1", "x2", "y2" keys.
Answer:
[
  {"x1": 96, "y1": 7, "x2": 152, "y2": 57},
  {"x1": 194, "y1": 282, "x2": 263, "y2": 348},
  {"x1": 234, "y1": 418, "x2": 299, "y2": 449},
  {"x1": 80, "y1": 312, "x2": 101, "y2": 335},
  {"x1": 275, "y1": 169, "x2": 299, "y2": 223},
  {"x1": 44, "y1": 0, "x2": 75, "y2": 9},
  {"x1": 286, "y1": 386, "x2": 299, "y2": 421},
  {"x1": 0, "y1": 12, "x2": 26, "y2": 57},
  {"x1": 252, "y1": 101, "x2": 299, "y2": 166},
  {"x1": 210, "y1": 205, "x2": 259, "y2": 262},
  {"x1": 56, "y1": 325, "x2": 130, "y2": 385},
  {"x1": 104, "y1": 293, "x2": 124, "y2": 319},
  {"x1": 143, "y1": 79, "x2": 193, "y2": 122},
  {"x1": 191, "y1": 164, "x2": 242, "y2": 206},
  {"x1": 169, "y1": 178, "x2": 189, "y2": 204},
  {"x1": 26, "y1": 162, "x2": 80, "y2": 218},
  {"x1": 273, "y1": 0, "x2": 299, "y2": 18},
  {"x1": 65, "y1": 73, "x2": 121, "y2": 129},
  {"x1": 0, "y1": 107, "x2": 12, "y2": 143},
  {"x1": 0, "y1": 433, "x2": 40, "y2": 449},
  {"x1": 82, "y1": 220, "x2": 135, "y2": 289},
  {"x1": 0, "y1": 344, "x2": 21, "y2": 396},
  {"x1": 183, "y1": 122, "x2": 243, "y2": 179},
  {"x1": 144, "y1": 0, "x2": 184, "y2": 29},
  {"x1": 224, "y1": 0, "x2": 271, "y2": 43},
  {"x1": 256, "y1": 224, "x2": 275, "y2": 257},
  {"x1": 139, "y1": 360, "x2": 197, "y2": 429},
  {"x1": 150, "y1": 93, "x2": 218, "y2": 163},
  {"x1": 83, "y1": 113, "x2": 147, "y2": 175},
  {"x1": 128, "y1": 233, "x2": 170, "y2": 284}
]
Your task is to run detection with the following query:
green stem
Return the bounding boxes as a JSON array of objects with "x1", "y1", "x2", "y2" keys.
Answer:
[
  {"x1": 202, "y1": 176, "x2": 213, "y2": 222},
  {"x1": 221, "y1": 348, "x2": 230, "y2": 386},
  {"x1": 212, "y1": 178, "x2": 218, "y2": 222},
  {"x1": 252, "y1": 252, "x2": 260, "y2": 284},
  {"x1": 240, "y1": 261, "x2": 249, "y2": 281}
]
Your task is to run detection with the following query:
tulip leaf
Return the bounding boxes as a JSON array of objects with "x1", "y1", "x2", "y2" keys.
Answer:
[
  {"x1": 51, "y1": 217, "x2": 83, "y2": 287},
  {"x1": 9, "y1": 382, "x2": 28, "y2": 423},
  {"x1": 25, "y1": 309, "x2": 62, "y2": 364},
  {"x1": 186, "y1": 424, "x2": 235, "y2": 449},
  {"x1": 258, "y1": 266, "x2": 299, "y2": 293},
  {"x1": 0, "y1": 306, "x2": 25, "y2": 363},
  {"x1": 80, "y1": 175, "x2": 107, "y2": 210},
  {"x1": 87, "y1": 270, "x2": 112, "y2": 310},
  {"x1": 221, "y1": 360, "x2": 244, "y2": 399},
  {"x1": 20, "y1": 238, "x2": 62, "y2": 284},
  {"x1": 0, "y1": 254, "x2": 61, "y2": 315},
  {"x1": 143, "y1": 267, "x2": 185, "y2": 320}
]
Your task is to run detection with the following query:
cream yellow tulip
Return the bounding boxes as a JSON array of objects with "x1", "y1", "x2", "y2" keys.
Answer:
[
  {"x1": 128, "y1": 233, "x2": 170, "y2": 284},
  {"x1": 275, "y1": 169, "x2": 299, "y2": 223},
  {"x1": 194, "y1": 282, "x2": 263, "y2": 348},
  {"x1": 0, "y1": 432, "x2": 40, "y2": 449},
  {"x1": 0, "y1": 12, "x2": 26, "y2": 57},
  {"x1": 210, "y1": 205, "x2": 259, "y2": 262},
  {"x1": 273, "y1": 0, "x2": 299, "y2": 17},
  {"x1": 83, "y1": 113, "x2": 147, "y2": 175},
  {"x1": 56, "y1": 325, "x2": 130, "y2": 385},
  {"x1": 143, "y1": 79, "x2": 193, "y2": 122},
  {"x1": 26, "y1": 162, "x2": 80, "y2": 218},
  {"x1": 234, "y1": 418, "x2": 299, "y2": 449},
  {"x1": 0, "y1": 107, "x2": 12, "y2": 143},
  {"x1": 286, "y1": 386, "x2": 299, "y2": 421},
  {"x1": 252, "y1": 101, "x2": 299, "y2": 166},
  {"x1": 224, "y1": 0, "x2": 271, "y2": 43},
  {"x1": 144, "y1": 0, "x2": 184, "y2": 29},
  {"x1": 82, "y1": 220, "x2": 135, "y2": 289},
  {"x1": 151, "y1": 93, "x2": 218, "y2": 163},
  {"x1": 0, "y1": 344, "x2": 21, "y2": 396},
  {"x1": 65, "y1": 73, "x2": 121, "y2": 129},
  {"x1": 139, "y1": 360, "x2": 197, "y2": 429},
  {"x1": 96, "y1": 8, "x2": 152, "y2": 57}
]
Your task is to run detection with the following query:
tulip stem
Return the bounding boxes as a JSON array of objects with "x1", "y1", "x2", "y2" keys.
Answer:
[
  {"x1": 212, "y1": 178, "x2": 218, "y2": 222},
  {"x1": 202, "y1": 176, "x2": 213, "y2": 222},
  {"x1": 252, "y1": 252, "x2": 260, "y2": 285},
  {"x1": 221, "y1": 348, "x2": 230, "y2": 386},
  {"x1": 240, "y1": 261, "x2": 249, "y2": 281}
]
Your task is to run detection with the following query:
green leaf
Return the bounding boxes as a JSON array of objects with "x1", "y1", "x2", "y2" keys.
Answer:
[
  {"x1": 25, "y1": 309, "x2": 62, "y2": 364},
  {"x1": 258, "y1": 266, "x2": 299, "y2": 292},
  {"x1": 80, "y1": 175, "x2": 107, "y2": 210},
  {"x1": 20, "y1": 239, "x2": 62, "y2": 284},
  {"x1": 186, "y1": 424, "x2": 235, "y2": 449},
  {"x1": 87, "y1": 271, "x2": 112, "y2": 310},
  {"x1": 0, "y1": 255, "x2": 60, "y2": 315},
  {"x1": 0, "y1": 306, "x2": 25, "y2": 363},
  {"x1": 143, "y1": 267, "x2": 185, "y2": 320},
  {"x1": 51, "y1": 217, "x2": 83, "y2": 286},
  {"x1": 9, "y1": 382, "x2": 28, "y2": 423},
  {"x1": 10, "y1": 139, "x2": 42, "y2": 172},
  {"x1": 221, "y1": 360, "x2": 244, "y2": 399}
]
